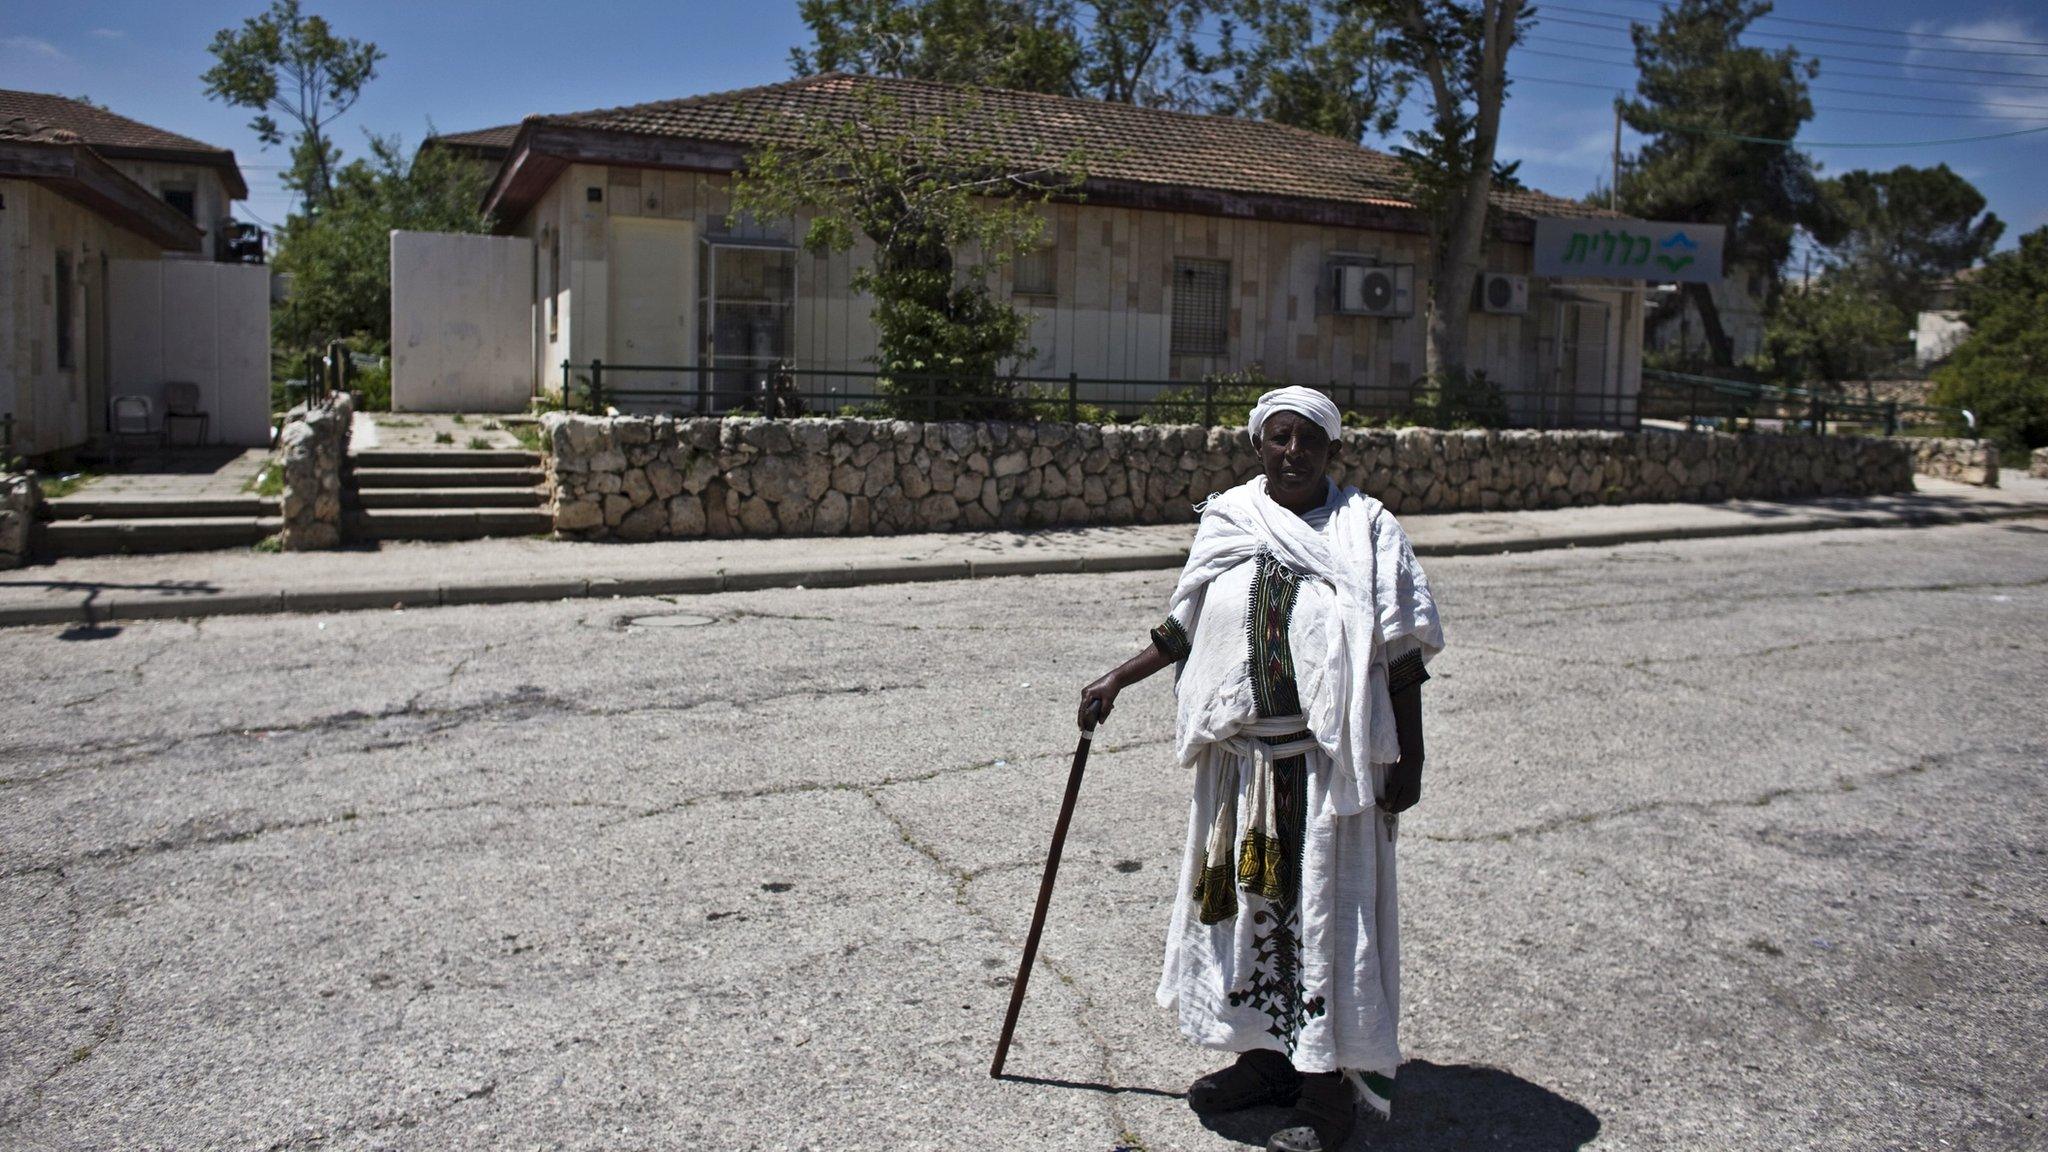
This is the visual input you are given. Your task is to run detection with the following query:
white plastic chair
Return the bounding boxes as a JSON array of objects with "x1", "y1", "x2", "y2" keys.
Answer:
[{"x1": 109, "y1": 395, "x2": 154, "y2": 463}]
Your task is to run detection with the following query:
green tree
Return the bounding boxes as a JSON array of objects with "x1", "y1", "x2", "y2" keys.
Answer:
[
  {"x1": 202, "y1": 0, "x2": 382, "y2": 210},
  {"x1": 272, "y1": 132, "x2": 494, "y2": 351},
  {"x1": 1822, "y1": 164, "x2": 2003, "y2": 319},
  {"x1": 793, "y1": 0, "x2": 1219, "y2": 105},
  {"x1": 791, "y1": 0, "x2": 1082, "y2": 94},
  {"x1": 728, "y1": 89, "x2": 1083, "y2": 416},
  {"x1": 1617, "y1": 0, "x2": 1834, "y2": 368},
  {"x1": 1195, "y1": 0, "x2": 1409, "y2": 140},
  {"x1": 1387, "y1": 0, "x2": 1530, "y2": 380},
  {"x1": 1762, "y1": 276, "x2": 1906, "y2": 389},
  {"x1": 1078, "y1": 0, "x2": 1217, "y2": 107},
  {"x1": 1932, "y1": 226, "x2": 2048, "y2": 458}
]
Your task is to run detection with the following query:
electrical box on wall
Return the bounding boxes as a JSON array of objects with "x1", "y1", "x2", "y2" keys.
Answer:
[
  {"x1": 1331, "y1": 263, "x2": 1414, "y2": 317},
  {"x1": 1475, "y1": 272, "x2": 1529, "y2": 314}
]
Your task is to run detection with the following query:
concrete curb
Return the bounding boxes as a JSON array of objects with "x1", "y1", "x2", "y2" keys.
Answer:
[{"x1": 1, "y1": 501, "x2": 2042, "y2": 630}]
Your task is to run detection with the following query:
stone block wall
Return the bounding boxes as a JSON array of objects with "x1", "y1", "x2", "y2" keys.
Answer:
[
  {"x1": 278, "y1": 394, "x2": 353, "y2": 549},
  {"x1": 544, "y1": 414, "x2": 1916, "y2": 541},
  {"x1": 0, "y1": 471, "x2": 38, "y2": 569},
  {"x1": 1910, "y1": 437, "x2": 1999, "y2": 487}
]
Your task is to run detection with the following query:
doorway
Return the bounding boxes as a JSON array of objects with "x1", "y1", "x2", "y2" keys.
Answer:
[
  {"x1": 1553, "y1": 296, "x2": 1614, "y2": 426},
  {"x1": 606, "y1": 217, "x2": 697, "y2": 407}
]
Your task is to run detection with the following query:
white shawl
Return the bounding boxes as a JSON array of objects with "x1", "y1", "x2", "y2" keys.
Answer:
[{"x1": 1167, "y1": 476, "x2": 1437, "y2": 819}]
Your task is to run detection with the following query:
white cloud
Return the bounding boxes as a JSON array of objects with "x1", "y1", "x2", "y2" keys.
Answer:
[
  {"x1": 1907, "y1": 18, "x2": 2048, "y2": 127},
  {"x1": 0, "y1": 36, "x2": 69, "y2": 62}
]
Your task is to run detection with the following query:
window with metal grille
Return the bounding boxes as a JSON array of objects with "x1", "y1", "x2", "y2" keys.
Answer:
[
  {"x1": 1013, "y1": 245, "x2": 1056, "y2": 297},
  {"x1": 1172, "y1": 258, "x2": 1229, "y2": 356},
  {"x1": 54, "y1": 253, "x2": 74, "y2": 370}
]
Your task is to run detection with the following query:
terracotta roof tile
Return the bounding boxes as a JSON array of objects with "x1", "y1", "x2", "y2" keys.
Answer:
[
  {"x1": 424, "y1": 123, "x2": 521, "y2": 155},
  {"x1": 0, "y1": 89, "x2": 245, "y2": 197},
  {"x1": 529, "y1": 73, "x2": 1613, "y2": 223}
]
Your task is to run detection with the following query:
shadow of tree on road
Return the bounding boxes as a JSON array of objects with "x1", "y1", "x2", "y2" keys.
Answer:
[{"x1": 1198, "y1": 1059, "x2": 1599, "y2": 1150}]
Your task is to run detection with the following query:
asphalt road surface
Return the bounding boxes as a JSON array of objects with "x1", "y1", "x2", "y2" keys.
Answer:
[{"x1": 2, "y1": 521, "x2": 2043, "y2": 1151}]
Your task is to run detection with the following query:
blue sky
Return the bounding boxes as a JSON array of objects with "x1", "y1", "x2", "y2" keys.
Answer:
[{"x1": 5, "y1": 0, "x2": 2044, "y2": 247}]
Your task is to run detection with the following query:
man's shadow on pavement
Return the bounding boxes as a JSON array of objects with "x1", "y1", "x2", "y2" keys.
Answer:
[{"x1": 1199, "y1": 1060, "x2": 1599, "y2": 1150}]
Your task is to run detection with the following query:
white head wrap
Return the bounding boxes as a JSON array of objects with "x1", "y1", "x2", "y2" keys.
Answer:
[{"x1": 1247, "y1": 386, "x2": 1342, "y2": 444}]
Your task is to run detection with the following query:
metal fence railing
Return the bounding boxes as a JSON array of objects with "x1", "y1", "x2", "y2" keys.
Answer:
[
  {"x1": 1640, "y1": 369, "x2": 1970, "y2": 436},
  {"x1": 559, "y1": 361, "x2": 1651, "y2": 430},
  {"x1": 553, "y1": 360, "x2": 1973, "y2": 438}
]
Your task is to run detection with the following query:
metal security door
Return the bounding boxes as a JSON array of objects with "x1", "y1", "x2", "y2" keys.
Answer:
[
  {"x1": 1554, "y1": 299, "x2": 1611, "y2": 426},
  {"x1": 607, "y1": 218, "x2": 697, "y2": 406}
]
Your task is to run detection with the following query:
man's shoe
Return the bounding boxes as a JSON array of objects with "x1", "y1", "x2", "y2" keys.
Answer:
[
  {"x1": 1187, "y1": 1048, "x2": 1302, "y2": 1115},
  {"x1": 1265, "y1": 1071, "x2": 1356, "y2": 1151}
]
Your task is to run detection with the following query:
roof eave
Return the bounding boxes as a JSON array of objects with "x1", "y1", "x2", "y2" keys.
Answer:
[
  {"x1": 476, "y1": 119, "x2": 1569, "y2": 242},
  {"x1": 0, "y1": 139, "x2": 206, "y2": 251},
  {"x1": 88, "y1": 142, "x2": 250, "y2": 200}
]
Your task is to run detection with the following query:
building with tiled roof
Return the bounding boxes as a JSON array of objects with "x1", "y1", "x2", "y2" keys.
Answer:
[
  {"x1": 3, "y1": 92, "x2": 270, "y2": 459},
  {"x1": 397, "y1": 73, "x2": 1642, "y2": 422},
  {"x1": 420, "y1": 123, "x2": 521, "y2": 164}
]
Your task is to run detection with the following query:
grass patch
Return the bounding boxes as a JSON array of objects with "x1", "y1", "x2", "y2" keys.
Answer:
[
  {"x1": 376, "y1": 418, "x2": 422, "y2": 429},
  {"x1": 467, "y1": 436, "x2": 492, "y2": 450},
  {"x1": 253, "y1": 533, "x2": 284, "y2": 553},
  {"x1": 451, "y1": 414, "x2": 467, "y2": 425},
  {"x1": 433, "y1": 431, "x2": 454, "y2": 445},
  {"x1": 481, "y1": 419, "x2": 504, "y2": 430},
  {"x1": 245, "y1": 462, "x2": 285, "y2": 498},
  {"x1": 38, "y1": 471, "x2": 98, "y2": 499},
  {"x1": 507, "y1": 422, "x2": 546, "y2": 454}
]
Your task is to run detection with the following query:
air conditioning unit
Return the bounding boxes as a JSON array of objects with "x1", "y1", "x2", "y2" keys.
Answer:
[
  {"x1": 1476, "y1": 272, "x2": 1529, "y2": 315},
  {"x1": 1333, "y1": 263, "x2": 1414, "y2": 316}
]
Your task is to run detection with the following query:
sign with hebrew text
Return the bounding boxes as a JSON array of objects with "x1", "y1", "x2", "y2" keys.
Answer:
[{"x1": 1533, "y1": 218, "x2": 1725, "y2": 283}]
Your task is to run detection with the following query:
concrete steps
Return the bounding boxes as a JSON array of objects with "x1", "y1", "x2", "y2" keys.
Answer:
[
  {"x1": 47, "y1": 495, "x2": 276, "y2": 519},
  {"x1": 354, "y1": 487, "x2": 548, "y2": 509},
  {"x1": 39, "y1": 490, "x2": 283, "y2": 557},
  {"x1": 352, "y1": 467, "x2": 545, "y2": 489},
  {"x1": 351, "y1": 449, "x2": 538, "y2": 469},
  {"x1": 42, "y1": 516, "x2": 284, "y2": 557},
  {"x1": 344, "y1": 508, "x2": 553, "y2": 541},
  {"x1": 344, "y1": 447, "x2": 551, "y2": 542}
]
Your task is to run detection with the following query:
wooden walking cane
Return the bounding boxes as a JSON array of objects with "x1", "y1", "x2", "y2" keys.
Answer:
[{"x1": 989, "y1": 699, "x2": 1102, "y2": 1078}]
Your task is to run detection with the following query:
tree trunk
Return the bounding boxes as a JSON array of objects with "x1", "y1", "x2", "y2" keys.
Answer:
[
  {"x1": 1420, "y1": 0, "x2": 1522, "y2": 382},
  {"x1": 1682, "y1": 281, "x2": 1734, "y2": 367}
]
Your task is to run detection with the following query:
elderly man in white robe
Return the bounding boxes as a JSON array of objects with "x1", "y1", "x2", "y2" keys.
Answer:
[{"x1": 1080, "y1": 387, "x2": 1443, "y2": 1152}]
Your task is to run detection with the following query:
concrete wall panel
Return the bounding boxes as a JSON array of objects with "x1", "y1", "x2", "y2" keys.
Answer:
[
  {"x1": 108, "y1": 259, "x2": 271, "y2": 446},
  {"x1": 390, "y1": 230, "x2": 535, "y2": 412}
]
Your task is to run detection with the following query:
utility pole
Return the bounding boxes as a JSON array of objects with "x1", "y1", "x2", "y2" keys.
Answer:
[{"x1": 1610, "y1": 100, "x2": 1622, "y2": 211}]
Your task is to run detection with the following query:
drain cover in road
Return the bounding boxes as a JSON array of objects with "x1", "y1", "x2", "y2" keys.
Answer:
[{"x1": 625, "y1": 613, "x2": 715, "y2": 628}]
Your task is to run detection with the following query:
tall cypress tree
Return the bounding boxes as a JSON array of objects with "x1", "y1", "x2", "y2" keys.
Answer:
[{"x1": 1618, "y1": 0, "x2": 1832, "y2": 368}]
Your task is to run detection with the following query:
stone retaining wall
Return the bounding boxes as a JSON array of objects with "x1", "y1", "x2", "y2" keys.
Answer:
[
  {"x1": 0, "y1": 472, "x2": 37, "y2": 569},
  {"x1": 543, "y1": 415, "x2": 1916, "y2": 540},
  {"x1": 1910, "y1": 437, "x2": 1999, "y2": 487},
  {"x1": 278, "y1": 394, "x2": 353, "y2": 549},
  {"x1": 2032, "y1": 447, "x2": 2048, "y2": 480}
]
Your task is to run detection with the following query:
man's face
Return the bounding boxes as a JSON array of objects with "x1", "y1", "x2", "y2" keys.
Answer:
[{"x1": 1257, "y1": 410, "x2": 1336, "y2": 508}]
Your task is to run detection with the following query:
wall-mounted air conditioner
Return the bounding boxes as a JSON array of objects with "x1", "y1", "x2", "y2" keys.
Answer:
[
  {"x1": 1476, "y1": 272, "x2": 1530, "y2": 314},
  {"x1": 1332, "y1": 263, "x2": 1414, "y2": 316}
]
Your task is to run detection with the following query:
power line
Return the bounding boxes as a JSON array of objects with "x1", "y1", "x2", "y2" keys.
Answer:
[
  {"x1": 1539, "y1": 14, "x2": 2048, "y2": 79},
  {"x1": 1541, "y1": 2, "x2": 2048, "y2": 57},
  {"x1": 1511, "y1": 72, "x2": 2048, "y2": 120},
  {"x1": 1635, "y1": 116, "x2": 2048, "y2": 148},
  {"x1": 1517, "y1": 49, "x2": 2048, "y2": 111},
  {"x1": 1565, "y1": 0, "x2": 2048, "y2": 49},
  {"x1": 1519, "y1": 38, "x2": 2048, "y2": 92}
]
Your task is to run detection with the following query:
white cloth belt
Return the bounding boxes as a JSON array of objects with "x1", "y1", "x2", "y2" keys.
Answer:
[{"x1": 1220, "y1": 715, "x2": 1320, "y2": 763}]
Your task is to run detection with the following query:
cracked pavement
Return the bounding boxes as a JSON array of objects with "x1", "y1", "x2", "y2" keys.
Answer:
[{"x1": 0, "y1": 521, "x2": 2043, "y2": 1150}]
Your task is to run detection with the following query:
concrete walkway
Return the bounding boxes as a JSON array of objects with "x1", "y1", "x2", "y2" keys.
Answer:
[{"x1": 3, "y1": 473, "x2": 2044, "y2": 628}]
